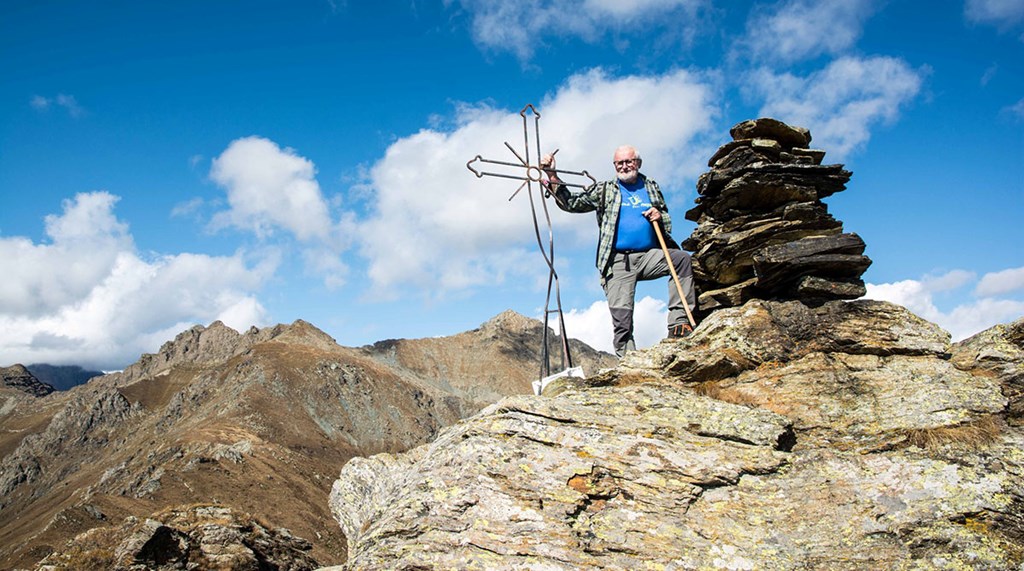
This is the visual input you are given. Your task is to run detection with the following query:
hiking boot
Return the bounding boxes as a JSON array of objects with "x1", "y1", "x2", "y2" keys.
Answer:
[{"x1": 668, "y1": 323, "x2": 693, "y2": 339}]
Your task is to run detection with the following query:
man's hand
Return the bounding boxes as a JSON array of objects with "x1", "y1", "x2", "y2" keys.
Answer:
[
  {"x1": 643, "y1": 207, "x2": 662, "y2": 222},
  {"x1": 540, "y1": 153, "x2": 557, "y2": 172},
  {"x1": 540, "y1": 152, "x2": 560, "y2": 186}
]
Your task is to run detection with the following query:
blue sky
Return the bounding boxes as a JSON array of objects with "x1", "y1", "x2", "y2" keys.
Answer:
[{"x1": 2, "y1": 0, "x2": 1022, "y2": 370}]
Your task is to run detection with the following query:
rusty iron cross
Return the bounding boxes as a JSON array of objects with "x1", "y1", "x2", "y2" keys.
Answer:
[{"x1": 465, "y1": 104, "x2": 596, "y2": 381}]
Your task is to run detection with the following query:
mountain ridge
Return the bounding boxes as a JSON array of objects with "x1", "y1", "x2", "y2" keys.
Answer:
[{"x1": 0, "y1": 310, "x2": 615, "y2": 570}]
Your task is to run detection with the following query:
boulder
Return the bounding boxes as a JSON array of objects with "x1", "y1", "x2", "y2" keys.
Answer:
[{"x1": 729, "y1": 117, "x2": 812, "y2": 148}]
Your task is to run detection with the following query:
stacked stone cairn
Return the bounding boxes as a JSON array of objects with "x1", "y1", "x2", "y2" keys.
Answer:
[{"x1": 682, "y1": 117, "x2": 871, "y2": 314}]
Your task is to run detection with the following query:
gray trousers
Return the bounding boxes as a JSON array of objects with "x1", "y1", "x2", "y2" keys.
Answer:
[{"x1": 603, "y1": 248, "x2": 696, "y2": 356}]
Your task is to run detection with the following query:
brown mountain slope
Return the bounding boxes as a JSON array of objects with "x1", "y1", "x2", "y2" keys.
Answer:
[
  {"x1": 0, "y1": 311, "x2": 613, "y2": 569},
  {"x1": 363, "y1": 309, "x2": 617, "y2": 402}
]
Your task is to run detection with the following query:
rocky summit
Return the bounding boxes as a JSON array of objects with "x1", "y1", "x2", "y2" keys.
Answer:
[
  {"x1": 684, "y1": 117, "x2": 871, "y2": 313},
  {"x1": 328, "y1": 119, "x2": 1023, "y2": 570},
  {"x1": 330, "y1": 302, "x2": 1024, "y2": 570}
]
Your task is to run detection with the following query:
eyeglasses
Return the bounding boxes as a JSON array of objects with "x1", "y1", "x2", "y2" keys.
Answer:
[{"x1": 613, "y1": 158, "x2": 640, "y2": 168}]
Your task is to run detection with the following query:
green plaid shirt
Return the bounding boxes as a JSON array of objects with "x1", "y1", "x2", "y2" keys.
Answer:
[{"x1": 551, "y1": 174, "x2": 673, "y2": 280}]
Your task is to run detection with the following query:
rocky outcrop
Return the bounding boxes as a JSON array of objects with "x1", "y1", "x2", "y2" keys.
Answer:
[
  {"x1": 329, "y1": 300, "x2": 1024, "y2": 570},
  {"x1": 36, "y1": 504, "x2": 318, "y2": 571},
  {"x1": 1, "y1": 365, "x2": 55, "y2": 397},
  {"x1": 952, "y1": 316, "x2": 1024, "y2": 426},
  {"x1": 684, "y1": 118, "x2": 871, "y2": 313}
]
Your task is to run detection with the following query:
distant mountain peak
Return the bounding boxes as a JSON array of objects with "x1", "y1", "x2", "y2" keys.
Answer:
[
  {"x1": 266, "y1": 319, "x2": 339, "y2": 349},
  {"x1": 0, "y1": 364, "x2": 54, "y2": 397},
  {"x1": 480, "y1": 309, "x2": 541, "y2": 335}
]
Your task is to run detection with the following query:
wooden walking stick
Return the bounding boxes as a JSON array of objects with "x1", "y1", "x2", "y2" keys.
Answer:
[{"x1": 651, "y1": 221, "x2": 696, "y2": 329}]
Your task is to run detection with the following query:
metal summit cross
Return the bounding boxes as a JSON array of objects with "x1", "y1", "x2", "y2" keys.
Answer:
[{"x1": 466, "y1": 104, "x2": 596, "y2": 392}]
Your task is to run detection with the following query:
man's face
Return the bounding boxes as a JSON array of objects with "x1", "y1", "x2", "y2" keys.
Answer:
[{"x1": 613, "y1": 150, "x2": 640, "y2": 184}]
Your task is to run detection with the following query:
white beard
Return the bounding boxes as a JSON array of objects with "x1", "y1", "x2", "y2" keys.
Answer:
[{"x1": 617, "y1": 169, "x2": 639, "y2": 184}]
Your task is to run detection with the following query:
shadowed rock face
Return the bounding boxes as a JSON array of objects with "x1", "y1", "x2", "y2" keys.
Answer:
[
  {"x1": 329, "y1": 302, "x2": 1024, "y2": 570},
  {"x1": 1, "y1": 364, "x2": 54, "y2": 397},
  {"x1": 34, "y1": 504, "x2": 319, "y2": 571},
  {"x1": 684, "y1": 118, "x2": 871, "y2": 314}
]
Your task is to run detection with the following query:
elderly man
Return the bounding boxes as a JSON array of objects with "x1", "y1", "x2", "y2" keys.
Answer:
[{"x1": 542, "y1": 145, "x2": 696, "y2": 357}]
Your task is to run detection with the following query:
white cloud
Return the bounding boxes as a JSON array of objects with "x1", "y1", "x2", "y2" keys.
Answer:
[
  {"x1": 737, "y1": 0, "x2": 878, "y2": 63},
  {"x1": 0, "y1": 192, "x2": 131, "y2": 317},
  {"x1": 449, "y1": 0, "x2": 706, "y2": 61},
  {"x1": 976, "y1": 266, "x2": 1024, "y2": 296},
  {"x1": 171, "y1": 197, "x2": 205, "y2": 219},
  {"x1": 965, "y1": 0, "x2": 1024, "y2": 28},
  {"x1": 748, "y1": 56, "x2": 925, "y2": 157},
  {"x1": 864, "y1": 268, "x2": 1024, "y2": 341},
  {"x1": 923, "y1": 269, "x2": 976, "y2": 292},
  {"x1": 209, "y1": 136, "x2": 353, "y2": 287},
  {"x1": 981, "y1": 63, "x2": 999, "y2": 86},
  {"x1": 1007, "y1": 98, "x2": 1024, "y2": 120},
  {"x1": 210, "y1": 136, "x2": 334, "y2": 242},
  {"x1": 30, "y1": 95, "x2": 49, "y2": 111},
  {"x1": 0, "y1": 192, "x2": 274, "y2": 370},
  {"x1": 562, "y1": 295, "x2": 668, "y2": 354},
  {"x1": 29, "y1": 93, "x2": 84, "y2": 117},
  {"x1": 354, "y1": 68, "x2": 719, "y2": 298}
]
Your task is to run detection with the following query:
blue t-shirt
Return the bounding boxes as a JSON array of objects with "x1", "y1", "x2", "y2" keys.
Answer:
[{"x1": 614, "y1": 178, "x2": 657, "y2": 251}]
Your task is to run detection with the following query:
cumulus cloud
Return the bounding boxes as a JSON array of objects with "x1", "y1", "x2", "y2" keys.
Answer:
[
  {"x1": 448, "y1": 0, "x2": 705, "y2": 61},
  {"x1": 561, "y1": 295, "x2": 668, "y2": 353},
  {"x1": 0, "y1": 192, "x2": 274, "y2": 370},
  {"x1": 737, "y1": 0, "x2": 878, "y2": 63},
  {"x1": 976, "y1": 266, "x2": 1024, "y2": 296},
  {"x1": 209, "y1": 136, "x2": 352, "y2": 287},
  {"x1": 864, "y1": 268, "x2": 1024, "y2": 341},
  {"x1": 210, "y1": 137, "x2": 334, "y2": 242},
  {"x1": 354, "y1": 68, "x2": 718, "y2": 298},
  {"x1": 965, "y1": 0, "x2": 1024, "y2": 28},
  {"x1": 748, "y1": 56, "x2": 925, "y2": 157},
  {"x1": 0, "y1": 192, "x2": 131, "y2": 317}
]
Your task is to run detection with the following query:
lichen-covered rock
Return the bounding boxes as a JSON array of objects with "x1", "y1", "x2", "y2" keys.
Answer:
[
  {"x1": 613, "y1": 299, "x2": 951, "y2": 383},
  {"x1": 952, "y1": 316, "x2": 1024, "y2": 426},
  {"x1": 330, "y1": 299, "x2": 1024, "y2": 570},
  {"x1": 331, "y1": 382, "x2": 792, "y2": 570}
]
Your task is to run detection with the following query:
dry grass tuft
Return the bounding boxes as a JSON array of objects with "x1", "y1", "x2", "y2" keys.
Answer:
[
  {"x1": 612, "y1": 372, "x2": 661, "y2": 387},
  {"x1": 693, "y1": 381, "x2": 767, "y2": 408},
  {"x1": 900, "y1": 416, "x2": 1003, "y2": 451},
  {"x1": 694, "y1": 380, "x2": 723, "y2": 399},
  {"x1": 47, "y1": 548, "x2": 116, "y2": 571}
]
